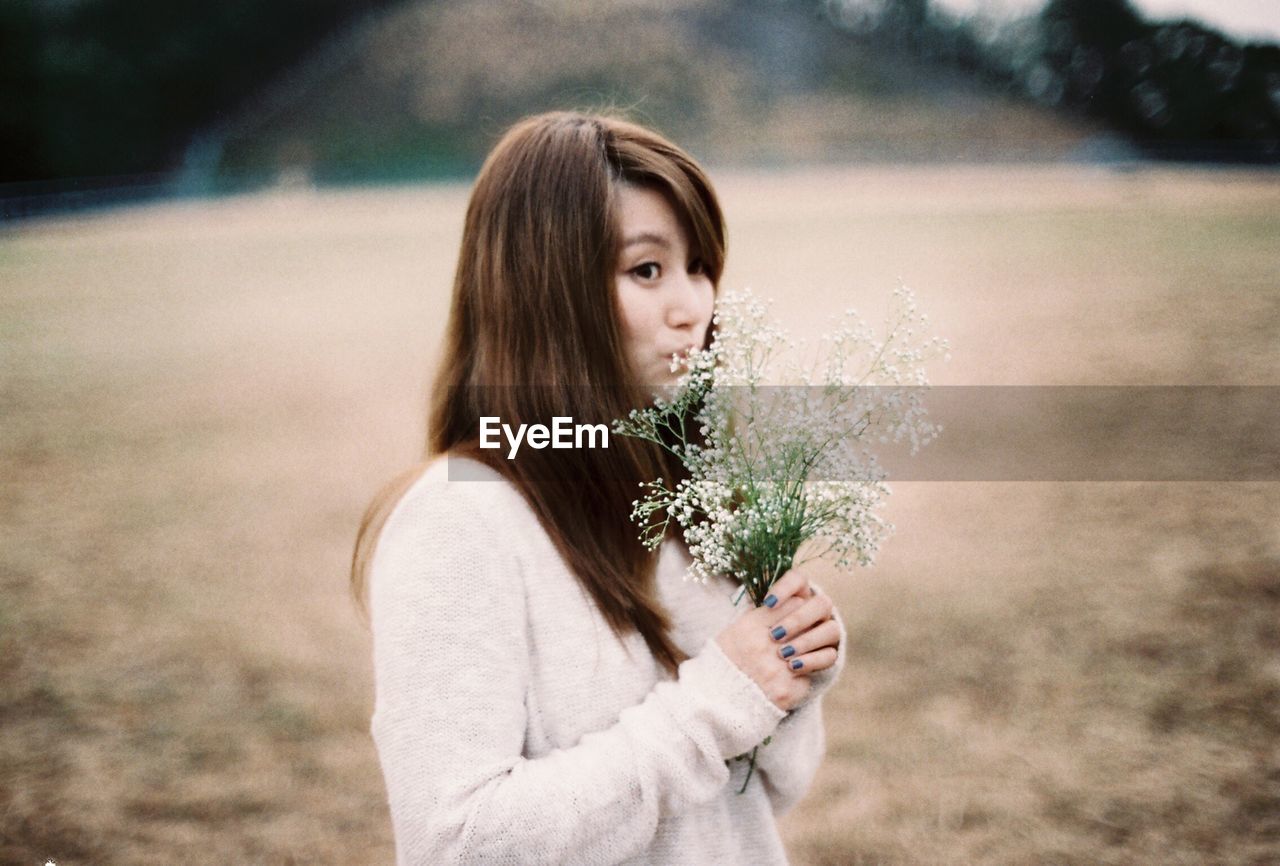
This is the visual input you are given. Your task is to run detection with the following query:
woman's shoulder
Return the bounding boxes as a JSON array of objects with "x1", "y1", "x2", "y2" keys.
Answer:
[
  {"x1": 366, "y1": 455, "x2": 538, "y2": 652},
  {"x1": 371, "y1": 454, "x2": 543, "y2": 583},
  {"x1": 381, "y1": 454, "x2": 534, "y2": 544}
]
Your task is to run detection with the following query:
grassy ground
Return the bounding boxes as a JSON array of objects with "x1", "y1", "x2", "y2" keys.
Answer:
[{"x1": 2, "y1": 166, "x2": 1278, "y2": 864}]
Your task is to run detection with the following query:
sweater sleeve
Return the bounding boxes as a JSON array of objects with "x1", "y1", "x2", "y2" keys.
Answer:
[
  {"x1": 754, "y1": 597, "x2": 848, "y2": 816},
  {"x1": 368, "y1": 485, "x2": 787, "y2": 866}
]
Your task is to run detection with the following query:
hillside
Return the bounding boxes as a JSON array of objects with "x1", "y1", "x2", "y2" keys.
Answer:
[{"x1": 203, "y1": 0, "x2": 1094, "y2": 184}]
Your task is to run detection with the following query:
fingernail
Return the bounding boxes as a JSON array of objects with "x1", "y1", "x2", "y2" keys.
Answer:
[
  {"x1": 770, "y1": 626, "x2": 787, "y2": 641},
  {"x1": 763, "y1": 594, "x2": 778, "y2": 608},
  {"x1": 780, "y1": 645, "x2": 796, "y2": 659},
  {"x1": 790, "y1": 659, "x2": 804, "y2": 670}
]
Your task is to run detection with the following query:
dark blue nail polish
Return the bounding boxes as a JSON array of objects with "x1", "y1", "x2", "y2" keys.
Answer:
[
  {"x1": 781, "y1": 645, "x2": 796, "y2": 659},
  {"x1": 790, "y1": 659, "x2": 804, "y2": 670},
  {"x1": 770, "y1": 626, "x2": 786, "y2": 641},
  {"x1": 763, "y1": 594, "x2": 778, "y2": 608}
]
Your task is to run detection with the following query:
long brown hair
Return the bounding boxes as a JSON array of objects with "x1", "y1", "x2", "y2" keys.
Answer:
[{"x1": 351, "y1": 111, "x2": 726, "y2": 676}]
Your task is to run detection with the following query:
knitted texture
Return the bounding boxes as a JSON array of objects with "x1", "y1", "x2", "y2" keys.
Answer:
[{"x1": 368, "y1": 456, "x2": 847, "y2": 865}]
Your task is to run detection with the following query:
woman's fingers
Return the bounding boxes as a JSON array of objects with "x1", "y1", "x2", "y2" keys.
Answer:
[
  {"x1": 782, "y1": 645, "x2": 838, "y2": 674},
  {"x1": 776, "y1": 618, "x2": 840, "y2": 660},
  {"x1": 715, "y1": 564, "x2": 842, "y2": 712},
  {"x1": 716, "y1": 605, "x2": 814, "y2": 712},
  {"x1": 761, "y1": 563, "x2": 818, "y2": 609},
  {"x1": 766, "y1": 591, "x2": 833, "y2": 645}
]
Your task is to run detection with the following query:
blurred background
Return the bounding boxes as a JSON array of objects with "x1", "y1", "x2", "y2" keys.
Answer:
[
  {"x1": 2, "y1": 0, "x2": 1278, "y2": 209},
  {"x1": 2, "y1": 0, "x2": 1278, "y2": 863}
]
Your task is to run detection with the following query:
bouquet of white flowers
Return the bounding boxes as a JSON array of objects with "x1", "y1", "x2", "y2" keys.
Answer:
[
  {"x1": 613, "y1": 284, "x2": 948, "y2": 790},
  {"x1": 615, "y1": 284, "x2": 948, "y2": 604}
]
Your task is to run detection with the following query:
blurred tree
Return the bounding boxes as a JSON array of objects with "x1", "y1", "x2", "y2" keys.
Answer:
[
  {"x1": 0, "y1": 3, "x2": 43, "y2": 181},
  {"x1": 1, "y1": 0, "x2": 402, "y2": 185},
  {"x1": 817, "y1": 0, "x2": 1278, "y2": 161},
  {"x1": 1037, "y1": 0, "x2": 1280, "y2": 159}
]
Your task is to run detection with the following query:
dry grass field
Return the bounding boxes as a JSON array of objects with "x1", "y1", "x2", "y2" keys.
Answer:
[{"x1": 2, "y1": 165, "x2": 1278, "y2": 864}]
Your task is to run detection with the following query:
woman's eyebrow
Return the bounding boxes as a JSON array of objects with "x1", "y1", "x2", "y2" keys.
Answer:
[{"x1": 622, "y1": 232, "x2": 670, "y2": 249}]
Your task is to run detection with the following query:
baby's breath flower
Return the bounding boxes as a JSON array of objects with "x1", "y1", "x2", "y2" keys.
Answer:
[{"x1": 612, "y1": 285, "x2": 947, "y2": 607}]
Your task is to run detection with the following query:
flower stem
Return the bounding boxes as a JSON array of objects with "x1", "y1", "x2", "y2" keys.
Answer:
[{"x1": 737, "y1": 744, "x2": 759, "y2": 794}]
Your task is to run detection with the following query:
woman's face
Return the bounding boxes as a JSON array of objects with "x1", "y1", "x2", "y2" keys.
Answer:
[{"x1": 613, "y1": 184, "x2": 715, "y2": 391}]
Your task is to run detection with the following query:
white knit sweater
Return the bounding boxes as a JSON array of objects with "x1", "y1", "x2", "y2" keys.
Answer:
[{"x1": 368, "y1": 455, "x2": 846, "y2": 865}]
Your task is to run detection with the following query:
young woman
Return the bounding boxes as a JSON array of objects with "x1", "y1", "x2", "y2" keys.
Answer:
[{"x1": 351, "y1": 111, "x2": 846, "y2": 865}]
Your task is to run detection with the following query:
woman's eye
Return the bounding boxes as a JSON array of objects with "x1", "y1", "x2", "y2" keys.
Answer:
[{"x1": 632, "y1": 262, "x2": 660, "y2": 280}]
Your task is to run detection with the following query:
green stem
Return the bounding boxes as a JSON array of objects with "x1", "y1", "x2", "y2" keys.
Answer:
[{"x1": 737, "y1": 744, "x2": 759, "y2": 794}]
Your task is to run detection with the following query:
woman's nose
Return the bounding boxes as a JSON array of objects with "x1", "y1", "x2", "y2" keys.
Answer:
[{"x1": 667, "y1": 271, "x2": 708, "y2": 328}]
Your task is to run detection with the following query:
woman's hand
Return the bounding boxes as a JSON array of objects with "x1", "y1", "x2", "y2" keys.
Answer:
[{"x1": 713, "y1": 563, "x2": 841, "y2": 713}]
